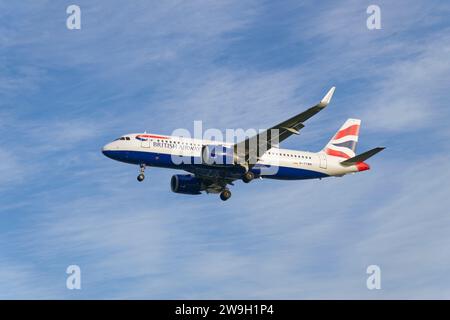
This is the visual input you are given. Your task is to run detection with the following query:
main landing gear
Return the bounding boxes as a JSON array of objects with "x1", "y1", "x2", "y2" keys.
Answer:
[
  {"x1": 220, "y1": 189, "x2": 232, "y2": 201},
  {"x1": 137, "y1": 164, "x2": 146, "y2": 182},
  {"x1": 242, "y1": 171, "x2": 254, "y2": 183}
]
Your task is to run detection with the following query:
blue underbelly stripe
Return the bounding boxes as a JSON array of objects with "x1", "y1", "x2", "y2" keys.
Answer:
[{"x1": 102, "y1": 150, "x2": 329, "y2": 180}]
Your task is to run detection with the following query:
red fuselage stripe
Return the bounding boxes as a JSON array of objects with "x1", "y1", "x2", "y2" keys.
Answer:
[{"x1": 137, "y1": 134, "x2": 169, "y2": 139}]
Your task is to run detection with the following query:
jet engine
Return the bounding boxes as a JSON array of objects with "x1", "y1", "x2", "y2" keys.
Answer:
[
  {"x1": 201, "y1": 145, "x2": 237, "y2": 166},
  {"x1": 170, "y1": 174, "x2": 203, "y2": 195}
]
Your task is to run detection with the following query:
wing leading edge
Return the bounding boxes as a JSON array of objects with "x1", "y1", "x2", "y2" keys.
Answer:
[{"x1": 234, "y1": 86, "x2": 336, "y2": 165}]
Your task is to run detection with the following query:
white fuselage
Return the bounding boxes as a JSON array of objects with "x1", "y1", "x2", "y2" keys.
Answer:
[{"x1": 102, "y1": 133, "x2": 366, "y2": 180}]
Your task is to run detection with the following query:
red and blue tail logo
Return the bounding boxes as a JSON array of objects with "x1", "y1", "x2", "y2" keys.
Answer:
[{"x1": 323, "y1": 119, "x2": 360, "y2": 159}]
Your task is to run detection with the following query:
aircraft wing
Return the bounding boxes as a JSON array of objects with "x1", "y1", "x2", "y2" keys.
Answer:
[
  {"x1": 184, "y1": 167, "x2": 238, "y2": 192},
  {"x1": 234, "y1": 87, "x2": 335, "y2": 165}
]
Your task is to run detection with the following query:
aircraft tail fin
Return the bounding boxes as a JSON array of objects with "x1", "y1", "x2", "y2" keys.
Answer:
[{"x1": 322, "y1": 119, "x2": 361, "y2": 159}]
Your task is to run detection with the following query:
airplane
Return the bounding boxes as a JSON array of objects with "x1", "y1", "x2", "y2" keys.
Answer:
[{"x1": 102, "y1": 87, "x2": 385, "y2": 201}]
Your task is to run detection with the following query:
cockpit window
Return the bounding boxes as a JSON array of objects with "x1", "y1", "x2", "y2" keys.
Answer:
[{"x1": 114, "y1": 136, "x2": 130, "y2": 141}]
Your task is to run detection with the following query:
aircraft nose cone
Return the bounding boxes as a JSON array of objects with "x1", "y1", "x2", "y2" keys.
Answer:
[{"x1": 102, "y1": 143, "x2": 114, "y2": 158}]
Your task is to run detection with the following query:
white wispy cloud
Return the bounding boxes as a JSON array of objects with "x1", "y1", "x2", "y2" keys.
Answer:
[
  {"x1": 0, "y1": 148, "x2": 23, "y2": 189},
  {"x1": 0, "y1": 259, "x2": 62, "y2": 299},
  {"x1": 6, "y1": 152, "x2": 446, "y2": 299},
  {"x1": 285, "y1": 0, "x2": 450, "y2": 132},
  {"x1": 1, "y1": 0, "x2": 450, "y2": 299},
  {"x1": 363, "y1": 34, "x2": 450, "y2": 131}
]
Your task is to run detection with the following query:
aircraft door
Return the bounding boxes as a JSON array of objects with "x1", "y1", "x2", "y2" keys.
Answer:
[
  {"x1": 319, "y1": 153, "x2": 327, "y2": 169},
  {"x1": 141, "y1": 137, "x2": 150, "y2": 148}
]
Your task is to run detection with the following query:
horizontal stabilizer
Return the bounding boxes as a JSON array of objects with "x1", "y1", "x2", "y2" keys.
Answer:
[{"x1": 340, "y1": 147, "x2": 385, "y2": 166}]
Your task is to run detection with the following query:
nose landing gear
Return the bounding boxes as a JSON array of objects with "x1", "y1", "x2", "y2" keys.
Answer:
[{"x1": 137, "y1": 164, "x2": 146, "y2": 182}]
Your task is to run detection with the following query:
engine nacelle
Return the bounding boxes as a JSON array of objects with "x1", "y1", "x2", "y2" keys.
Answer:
[
  {"x1": 201, "y1": 145, "x2": 237, "y2": 166},
  {"x1": 170, "y1": 174, "x2": 203, "y2": 195}
]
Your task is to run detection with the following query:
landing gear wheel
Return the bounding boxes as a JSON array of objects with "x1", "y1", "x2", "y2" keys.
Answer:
[
  {"x1": 137, "y1": 164, "x2": 146, "y2": 182},
  {"x1": 220, "y1": 189, "x2": 232, "y2": 201},
  {"x1": 242, "y1": 171, "x2": 255, "y2": 183}
]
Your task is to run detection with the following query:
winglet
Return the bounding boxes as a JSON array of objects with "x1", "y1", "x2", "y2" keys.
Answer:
[{"x1": 318, "y1": 86, "x2": 336, "y2": 108}]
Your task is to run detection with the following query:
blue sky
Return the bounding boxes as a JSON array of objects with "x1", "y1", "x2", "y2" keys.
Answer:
[{"x1": 1, "y1": 0, "x2": 450, "y2": 299}]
